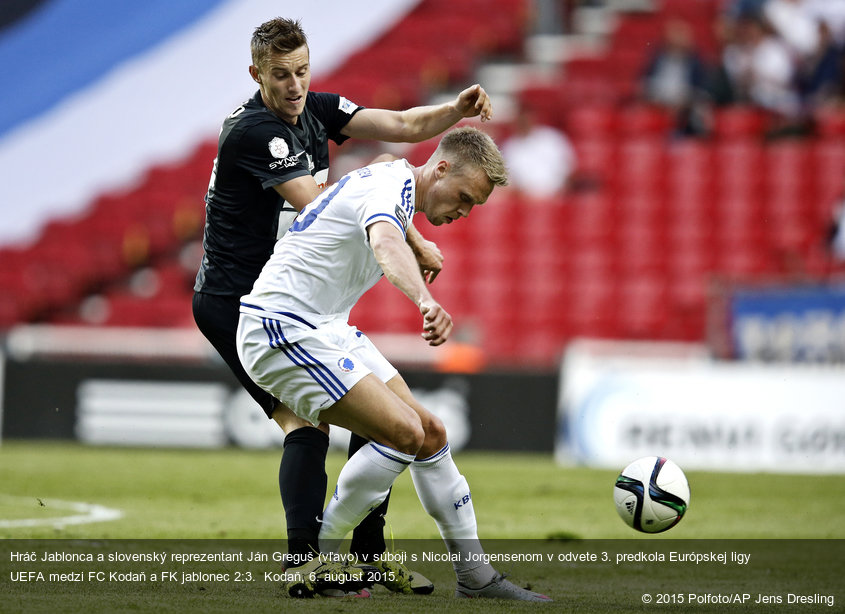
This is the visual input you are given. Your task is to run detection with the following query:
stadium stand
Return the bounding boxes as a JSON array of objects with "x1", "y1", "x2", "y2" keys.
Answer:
[{"x1": 2, "y1": 0, "x2": 845, "y2": 368}]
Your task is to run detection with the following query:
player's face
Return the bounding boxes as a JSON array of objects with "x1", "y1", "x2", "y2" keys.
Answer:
[
  {"x1": 253, "y1": 45, "x2": 311, "y2": 124},
  {"x1": 425, "y1": 163, "x2": 493, "y2": 226}
]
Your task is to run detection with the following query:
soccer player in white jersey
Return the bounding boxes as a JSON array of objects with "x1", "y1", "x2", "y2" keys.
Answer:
[{"x1": 237, "y1": 127, "x2": 551, "y2": 601}]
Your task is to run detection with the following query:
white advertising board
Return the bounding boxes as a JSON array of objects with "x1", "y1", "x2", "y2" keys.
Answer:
[{"x1": 557, "y1": 340, "x2": 845, "y2": 473}]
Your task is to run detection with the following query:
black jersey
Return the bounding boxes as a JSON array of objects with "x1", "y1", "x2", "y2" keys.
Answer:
[{"x1": 194, "y1": 90, "x2": 363, "y2": 296}]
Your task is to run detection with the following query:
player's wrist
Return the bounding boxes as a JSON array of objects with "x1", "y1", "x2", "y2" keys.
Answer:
[
  {"x1": 417, "y1": 294, "x2": 435, "y2": 311},
  {"x1": 408, "y1": 240, "x2": 427, "y2": 258},
  {"x1": 445, "y1": 99, "x2": 465, "y2": 120}
]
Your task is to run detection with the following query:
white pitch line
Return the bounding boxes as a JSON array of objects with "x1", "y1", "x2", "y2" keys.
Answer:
[{"x1": 0, "y1": 495, "x2": 123, "y2": 529}]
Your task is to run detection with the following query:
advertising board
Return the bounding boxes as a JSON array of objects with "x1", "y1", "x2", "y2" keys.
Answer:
[{"x1": 558, "y1": 340, "x2": 845, "y2": 473}]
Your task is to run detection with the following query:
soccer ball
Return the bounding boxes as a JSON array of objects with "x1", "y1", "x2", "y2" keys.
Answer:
[{"x1": 613, "y1": 456, "x2": 690, "y2": 533}]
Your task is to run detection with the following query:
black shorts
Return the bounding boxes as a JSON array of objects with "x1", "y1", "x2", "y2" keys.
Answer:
[{"x1": 192, "y1": 291, "x2": 277, "y2": 418}]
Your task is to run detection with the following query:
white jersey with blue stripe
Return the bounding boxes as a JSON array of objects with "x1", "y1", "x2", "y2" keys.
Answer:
[{"x1": 241, "y1": 160, "x2": 415, "y2": 321}]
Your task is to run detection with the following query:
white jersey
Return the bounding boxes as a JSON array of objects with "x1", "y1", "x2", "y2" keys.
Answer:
[{"x1": 241, "y1": 160, "x2": 416, "y2": 321}]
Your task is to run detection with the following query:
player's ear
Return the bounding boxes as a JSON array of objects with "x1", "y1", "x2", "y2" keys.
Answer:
[
  {"x1": 249, "y1": 65, "x2": 261, "y2": 84},
  {"x1": 434, "y1": 160, "x2": 450, "y2": 178}
]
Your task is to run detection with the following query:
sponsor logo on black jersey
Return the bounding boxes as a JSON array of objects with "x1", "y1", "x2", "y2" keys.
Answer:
[{"x1": 269, "y1": 150, "x2": 307, "y2": 170}]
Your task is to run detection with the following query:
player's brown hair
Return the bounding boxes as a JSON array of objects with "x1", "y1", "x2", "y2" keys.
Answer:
[
  {"x1": 251, "y1": 18, "x2": 309, "y2": 69},
  {"x1": 435, "y1": 127, "x2": 508, "y2": 187}
]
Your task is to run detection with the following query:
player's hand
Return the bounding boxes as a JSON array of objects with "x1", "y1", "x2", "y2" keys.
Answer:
[
  {"x1": 413, "y1": 237, "x2": 444, "y2": 284},
  {"x1": 419, "y1": 301, "x2": 452, "y2": 346},
  {"x1": 454, "y1": 84, "x2": 493, "y2": 122}
]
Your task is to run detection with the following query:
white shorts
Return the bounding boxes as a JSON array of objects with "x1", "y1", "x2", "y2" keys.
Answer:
[{"x1": 236, "y1": 311, "x2": 398, "y2": 426}]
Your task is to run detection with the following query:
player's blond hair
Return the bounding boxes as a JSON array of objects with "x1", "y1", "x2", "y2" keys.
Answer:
[
  {"x1": 251, "y1": 18, "x2": 308, "y2": 69},
  {"x1": 435, "y1": 127, "x2": 508, "y2": 187}
]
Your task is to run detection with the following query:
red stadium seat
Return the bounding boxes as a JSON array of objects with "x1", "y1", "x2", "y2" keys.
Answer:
[
  {"x1": 715, "y1": 141, "x2": 766, "y2": 190},
  {"x1": 813, "y1": 106, "x2": 845, "y2": 139},
  {"x1": 518, "y1": 84, "x2": 569, "y2": 130},
  {"x1": 562, "y1": 58, "x2": 619, "y2": 105},
  {"x1": 615, "y1": 138, "x2": 668, "y2": 196},
  {"x1": 712, "y1": 107, "x2": 768, "y2": 140},
  {"x1": 572, "y1": 138, "x2": 617, "y2": 185},
  {"x1": 101, "y1": 292, "x2": 193, "y2": 328},
  {"x1": 765, "y1": 142, "x2": 813, "y2": 190},
  {"x1": 319, "y1": 71, "x2": 422, "y2": 111},
  {"x1": 564, "y1": 57, "x2": 612, "y2": 81},
  {"x1": 811, "y1": 141, "x2": 845, "y2": 201},
  {"x1": 566, "y1": 277, "x2": 619, "y2": 339},
  {"x1": 660, "y1": 0, "x2": 720, "y2": 19},
  {"x1": 617, "y1": 275, "x2": 669, "y2": 338},
  {"x1": 614, "y1": 223, "x2": 669, "y2": 275},
  {"x1": 566, "y1": 106, "x2": 617, "y2": 139},
  {"x1": 381, "y1": 13, "x2": 491, "y2": 56},
  {"x1": 611, "y1": 14, "x2": 664, "y2": 54}
]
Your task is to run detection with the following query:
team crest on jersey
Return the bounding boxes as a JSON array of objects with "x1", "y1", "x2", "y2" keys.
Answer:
[
  {"x1": 338, "y1": 96, "x2": 357, "y2": 114},
  {"x1": 338, "y1": 357, "x2": 355, "y2": 372},
  {"x1": 268, "y1": 137, "x2": 289, "y2": 159}
]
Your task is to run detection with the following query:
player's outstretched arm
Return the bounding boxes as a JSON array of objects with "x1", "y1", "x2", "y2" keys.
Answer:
[
  {"x1": 368, "y1": 221, "x2": 452, "y2": 345},
  {"x1": 340, "y1": 84, "x2": 493, "y2": 144}
]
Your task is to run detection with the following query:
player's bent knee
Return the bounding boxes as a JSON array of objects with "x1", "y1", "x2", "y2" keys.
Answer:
[
  {"x1": 422, "y1": 413, "x2": 447, "y2": 447},
  {"x1": 381, "y1": 414, "x2": 425, "y2": 456},
  {"x1": 425, "y1": 413, "x2": 446, "y2": 440}
]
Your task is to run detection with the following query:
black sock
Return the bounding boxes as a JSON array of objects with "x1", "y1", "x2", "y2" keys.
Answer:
[
  {"x1": 348, "y1": 432, "x2": 389, "y2": 561},
  {"x1": 280, "y1": 427, "x2": 329, "y2": 559}
]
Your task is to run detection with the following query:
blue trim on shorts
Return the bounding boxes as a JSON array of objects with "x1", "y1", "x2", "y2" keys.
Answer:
[
  {"x1": 262, "y1": 318, "x2": 345, "y2": 400},
  {"x1": 274, "y1": 320, "x2": 348, "y2": 396},
  {"x1": 242, "y1": 303, "x2": 316, "y2": 329},
  {"x1": 369, "y1": 442, "x2": 412, "y2": 465},
  {"x1": 260, "y1": 318, "x2": 347, "y2": 402}
]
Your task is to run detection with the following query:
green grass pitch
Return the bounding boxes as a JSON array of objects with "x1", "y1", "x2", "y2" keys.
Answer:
[{"x1": 1, "y1": 441, "x2": 843, "y2": 613}]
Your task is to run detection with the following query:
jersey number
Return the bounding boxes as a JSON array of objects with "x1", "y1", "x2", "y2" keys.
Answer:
[{"x1": 288, "y1": 175, "x2": 351, "y2": 233}]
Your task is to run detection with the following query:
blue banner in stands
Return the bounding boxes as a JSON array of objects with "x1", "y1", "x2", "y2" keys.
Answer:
[
  {"x1": 0, "y1": 0, "x2": 226, "y2": 138},
  {"x1": 730, "y1": 284, "x2": 845, "y2": 363}
]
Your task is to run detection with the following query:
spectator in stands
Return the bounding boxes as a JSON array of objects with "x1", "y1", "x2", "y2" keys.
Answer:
[
  {"x1": 640, "y1": 18, "x2": 712, "y2": 135},
  {"x1": 723, "y1": 0, "x2": 770, "y2": 21},
  {"x1": 720, "y1": 13, "x2": 802, "y2": 119},
  {"x1": 501, "y1": 101, "x2": 576, "y2": 200},
  {"x1": 797, "y1": 19, "x2": 845, "y2": 108},
  {"x1": 708, "y1": 14, "x2": 743, "y2": 106},
  {"x1": 805, "y1": 0, "x2": 845, "y2": 48},
  {"x1": 764, "y1": 0, "x2": 820, "y2": 59}
]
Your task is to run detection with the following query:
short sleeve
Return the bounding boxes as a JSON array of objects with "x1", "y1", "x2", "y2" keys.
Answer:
[
  {"x1": 307, "y1": 92, "x2": 365, "y2": 145},
  {"x1": 233, "y1": 121, "x2": 311, "y2": 189},
  {"x1": 355, "y1": 167, "x2": 414, "y2": 241}
]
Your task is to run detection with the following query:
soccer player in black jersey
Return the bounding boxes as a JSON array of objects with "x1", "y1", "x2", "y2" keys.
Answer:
[{"x1": 192, "y1": 17, "x2": 494, "y2": 597}]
